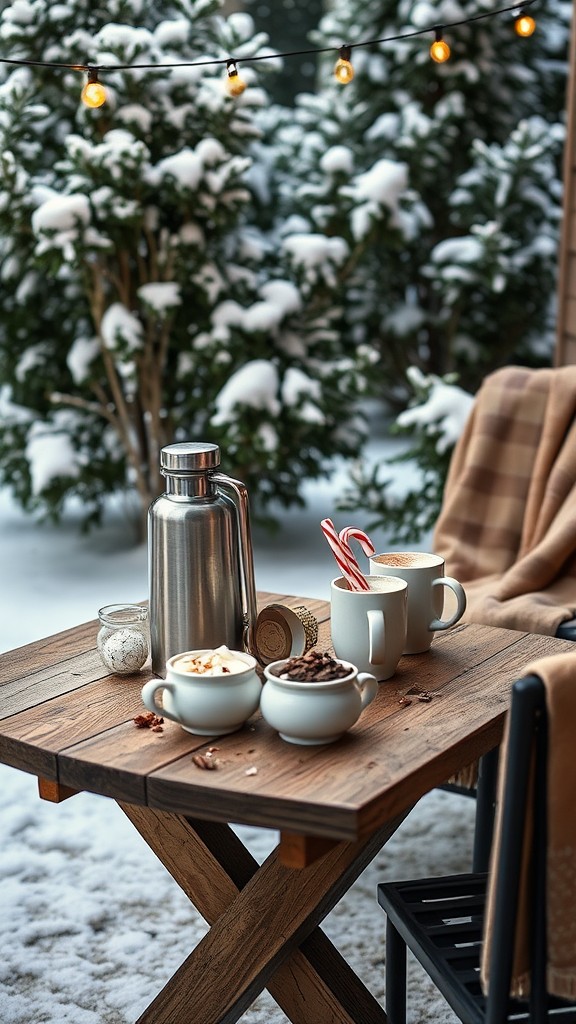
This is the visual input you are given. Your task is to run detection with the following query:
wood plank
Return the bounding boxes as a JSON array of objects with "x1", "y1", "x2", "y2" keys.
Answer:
[
  {"x1": 555, "y1": 1, "x2": 576, "y2": 366},
  {"x1": 58, "y1": 716, "x2": 213, "y2": 804},
  {"x1": 133, "y1": 813, "x2": 402, "y2": 1024},
  {"x1": 0, "y1": 671, "x2": 156, "y2": 779},
  {"x1": 279, "y1": 833, "x2": 339, "y2": 868},
  {"x1": 143, "y1": 624, "x2": 573, "y2": 839},
  {"x1": 557, "y1": 299, "x2": 576, "y2": 364},
  {"x1": 38, "y1": 777, "x2": 79, "y2": 802},
  {"x1": 1, "y1": 606, "x2": 571, "y2": 842},
  {"x1": 566, "y1": 253, "x2": 576, "y2": 297},
  {"x1": 0, "y1": 619, "x2": 99, "y2": 684},
  {"x1": 0, "y1": 649, "x2": 113, "y2": 721},
  {"x1": 569, "y1": 218, "x2": 576, "y2": 251},
  {"x1": 120, "y1": 808, "x2": 389, "y2": 1024},
  {"x1": 184, "y1": 816, "x2": 388, "y2": 1024},
  {"x1": 0, "y1": 591, "x2": 328, "y2": 797}
]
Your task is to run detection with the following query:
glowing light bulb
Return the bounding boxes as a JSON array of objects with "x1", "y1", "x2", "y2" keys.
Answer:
[
  {"x1": 334, "y1": 45, "x2": 354, "y2": 85},
  {"x1": 514, "y1": 13, "x2": 536, "y2": 37},
  {"x1": 430, "y1": 29, "x2": 451, "y2": 64},
  {"x1": 81, "y1": 69, "x2": 106, "y2": 108},
  {"x1": 225, "y1": 60, "x2": 247, "y2": 97}
]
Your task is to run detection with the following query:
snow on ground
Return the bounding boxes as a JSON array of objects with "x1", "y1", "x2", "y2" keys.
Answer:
[{"x1": 0, "y1": 433, "x2": 463, "y2": 1024}]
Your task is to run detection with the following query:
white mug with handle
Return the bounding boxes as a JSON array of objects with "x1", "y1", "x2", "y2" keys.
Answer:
[
  {"x1": 369, "y1": 551, "x2": 466, "y2": 654},
  {"x1": 330, "y1": 575, "x2": 407, "y2": 680}
]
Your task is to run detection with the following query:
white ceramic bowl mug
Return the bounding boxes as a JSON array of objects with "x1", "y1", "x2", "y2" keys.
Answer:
[
  {"x1": 330, "y1": 575, "x2": 408, "y2": 680},
  {"x1": 369, "y1": 552, "x2": 467, "y2": 654},
  {"x1": 141, "y1": 649, "x2": 261, "y2": 735},
  {"x1": 261, "y1": 657, "x2": 378, "y2": 745}
]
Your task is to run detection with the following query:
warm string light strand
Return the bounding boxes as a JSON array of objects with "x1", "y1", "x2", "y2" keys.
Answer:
[{"x1": 0, "y1": 0, "x2": 537, "y2": 108}]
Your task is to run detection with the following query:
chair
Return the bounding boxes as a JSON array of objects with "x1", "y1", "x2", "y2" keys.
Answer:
[
  {"x1": 432, "y1": 365, "x2": 576, "y2": 868},
  {"x1": 378, "y1": 668, "x2": 576, "y2": 1024},
  {"x1": 440, "y1": 745, "x2": 500, "y2": 873},
  {"x1": 433, "y1": 365, "x2": 576, "y2": 640}
]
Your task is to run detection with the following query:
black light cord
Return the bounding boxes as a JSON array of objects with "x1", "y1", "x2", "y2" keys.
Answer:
[{"x1": 0, "y1": 0, "x2": 537, "y2": 75}]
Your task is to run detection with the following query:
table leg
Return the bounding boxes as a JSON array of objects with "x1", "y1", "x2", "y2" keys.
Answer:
[{"x1": 120, "y1": 803, "x2": 407, "y2": 1024}]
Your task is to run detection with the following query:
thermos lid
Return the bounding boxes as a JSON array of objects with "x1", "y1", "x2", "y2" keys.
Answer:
[{"x1": 160, "y1": 442, "x2": 220, "y2": 473}]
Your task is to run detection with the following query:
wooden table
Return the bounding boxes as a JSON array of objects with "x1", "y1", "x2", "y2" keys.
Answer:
[{"x1": 1, "y1": 592, "x2": 572, "y2": 1024}]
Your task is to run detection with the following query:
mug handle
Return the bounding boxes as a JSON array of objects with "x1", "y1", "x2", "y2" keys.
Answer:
[
  {"x1": 429, "y1": 577, "x2": 467, "y2": 631},
  {"x1": 367, "y1": 609, "x2": 386, "y2": 664},
  {"x1": 140, "y1": 679, "x2": 180, "y2": 723},
  {"x1": 356, "y1": 672, "x2": 379, "y2": 708}
]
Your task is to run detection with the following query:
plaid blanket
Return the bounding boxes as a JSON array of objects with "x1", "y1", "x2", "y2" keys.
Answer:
[
  {"x1": 433, "y1": 365, "x2": 576, "y2": 635},
  {"x1": 481, "y1": 653, "x2": 576, "y2": 1000}
]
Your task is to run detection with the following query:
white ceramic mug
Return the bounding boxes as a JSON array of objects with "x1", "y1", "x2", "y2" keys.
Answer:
[
  {"x1": 369, "y1": 552, "x2": 467, "y2": 654},
  {"x1": 141, "y1": 649, "x2": 261, "y2": 735},
  {"x1": 261, "y1": 657, "x2": 378, "y2": 745},
  {"x1": 330, "y1": 575, "x2": 408, "y2": 680}
]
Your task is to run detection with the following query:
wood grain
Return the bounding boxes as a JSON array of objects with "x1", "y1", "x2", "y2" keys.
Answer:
[
  {"x1": 0, "y1": 619, "x2": 99, "y2": 684},
  {"x1": 0, "y1": 600, "x2": 572, "y2": 843},
  {"x1": 555, "y1": 4, "x2": 576, "y2": 368},
  {"x1": 278, "y1": 833, "x2": 340, "y2": 868},
  {"x1": 130, "y1": 810, "x2": 403, "y2": 1024},
  {"x1": 143, "y1": 623, "x2": 573, "y2": 839},
  {"x1": 38, "y1": 777, "x2": 78, "y2": 803},
  {"x1": 120, "y1": 806, "x2": 391, "y2": 1024},
  {"x1": 1, "y1": 596, "x2": 572, "y2": 1024}
]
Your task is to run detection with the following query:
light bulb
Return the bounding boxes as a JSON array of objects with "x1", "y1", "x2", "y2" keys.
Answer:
[
  {"x1": 514, "y1": 13, "x2": 536, "y2": 37},
  {"x1": 334, "y1": 45, "x2": 354, "y2": 84},
  {"x1": 81, "y1": 69, "x2": 106, "y2": 108},
  {"x1": 430, "y1": 30, "x2": 451, "y2": 64},
  {"x1": 225, "y1": 60, "x2": 247, "y2": 97}
]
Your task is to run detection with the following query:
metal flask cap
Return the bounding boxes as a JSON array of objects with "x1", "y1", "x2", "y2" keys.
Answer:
[{"x1": 160, "y1": 442, "x2": 221, "y2": 473}]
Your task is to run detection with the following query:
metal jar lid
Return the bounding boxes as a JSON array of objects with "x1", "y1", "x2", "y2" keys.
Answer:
[{"x1": 160, "y1": 442, "x2": 220, "y2": 473}]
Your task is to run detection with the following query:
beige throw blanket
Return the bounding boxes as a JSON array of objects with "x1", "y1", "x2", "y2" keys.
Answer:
[
  {"x1": 481, "y1": 652, "x2": 576, "y2": 1000},
  {"x1": 433, "y1": 365, "x2": 576, "y2": 635}
]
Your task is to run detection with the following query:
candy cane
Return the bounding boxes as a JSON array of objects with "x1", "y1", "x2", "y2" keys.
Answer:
[
  {"x1": 339, "y1": 526, "x2": 375, "y2": 560},
  {"x1": 320, "y1": 518, "x2": 370, "y2": 591}
]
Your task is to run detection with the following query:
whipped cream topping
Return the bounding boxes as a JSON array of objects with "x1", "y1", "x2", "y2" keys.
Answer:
[{"x1": 173, "y1": 645, "x2": 248, "y2": 676}]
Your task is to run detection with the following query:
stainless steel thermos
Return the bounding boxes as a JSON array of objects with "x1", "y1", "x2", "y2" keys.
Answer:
[{"x1": 148, "y1": 442, "x2": 258, "y2": 677}]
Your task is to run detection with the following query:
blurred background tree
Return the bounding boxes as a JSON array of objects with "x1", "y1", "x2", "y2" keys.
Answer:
[
  {"x1": 263, "y1": 0, "x2": 570, "y2": 403},
  {"x1": 253, "y1": 0, "x2": 570, "y2": 539},
  {"x1": 234, "y1": 0, "x2": 324, "y2": 102},
  {"x1": 0, "y1": 0, "x2": 374, "y2": 536},
  {"x1": 0, "y1": 0, "x2": 570, "y2": 540}
]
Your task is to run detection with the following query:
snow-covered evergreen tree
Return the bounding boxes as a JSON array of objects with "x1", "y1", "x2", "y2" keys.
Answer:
[
  {"x1": 265, "y1": 0, "x2": 569, "y2": 401},
  {"x1": 0, "y1": 0, "x2": 375, "y2": 532},
  {"x1": 250, "y1": 0, "x2": 569, "y2": 541}
]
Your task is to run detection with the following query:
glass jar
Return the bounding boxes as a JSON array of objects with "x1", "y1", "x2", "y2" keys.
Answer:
[{"x1": 97, "y1": 604, "x2": 149, "y2": 674}]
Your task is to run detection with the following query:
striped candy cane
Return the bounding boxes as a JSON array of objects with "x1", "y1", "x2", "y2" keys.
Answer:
[
  {"x1": 339, "y1": 526, "x2": 375, "y2": 561},
  {"x1": 320, "y1": 518, "x2": 370, "y2": 591}
]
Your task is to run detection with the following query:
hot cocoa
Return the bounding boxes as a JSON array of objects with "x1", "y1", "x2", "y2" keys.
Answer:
[
  {"x1": 369, "y1": 551, "x2": 467, "y2": 654},
  {"x1": 372, "y1": 552, "x2": 435, "y2": 568}
]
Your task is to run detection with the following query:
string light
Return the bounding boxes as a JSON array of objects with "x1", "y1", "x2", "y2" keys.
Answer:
[
  {"x1": 430, "y1": 28, "x2": 451, "y2": 63},
  {"x1": 334, "y1": 45, "x2": 354, "y2": 85},
  {"x1": 0, "y1": 0, "x2": 537, "y2": 109},
  {"x1": 81, "y1": 67, "x2": 106, "y2": 108},
  {"x1": 224, "y1": 59, "x2": 247, "y2": 97},
  {"x1": 514, "y1": 10, "x2": 537, "y2": 37}
]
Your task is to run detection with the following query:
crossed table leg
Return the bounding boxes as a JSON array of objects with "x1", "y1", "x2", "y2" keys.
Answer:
[{"x1": 119, "y1": 803, "x2": 409, "y2": 1024}]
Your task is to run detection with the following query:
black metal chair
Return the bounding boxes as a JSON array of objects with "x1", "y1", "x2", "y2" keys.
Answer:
[
  {"x1": 438, "y1": 745, "x2": 500, "y2": 873},
  {"x1": 378, "y1": 674, "x2": 576, "y2": 1024}
]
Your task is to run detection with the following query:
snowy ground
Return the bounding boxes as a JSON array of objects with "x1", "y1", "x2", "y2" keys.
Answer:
[{"x1": 0, "y1": 437, "x2": 467, "y2": 1024}]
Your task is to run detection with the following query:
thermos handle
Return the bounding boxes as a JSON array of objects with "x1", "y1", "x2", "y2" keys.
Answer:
[{"x1": 211, "y1": 472, "x2": 258, "y2": 656}]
